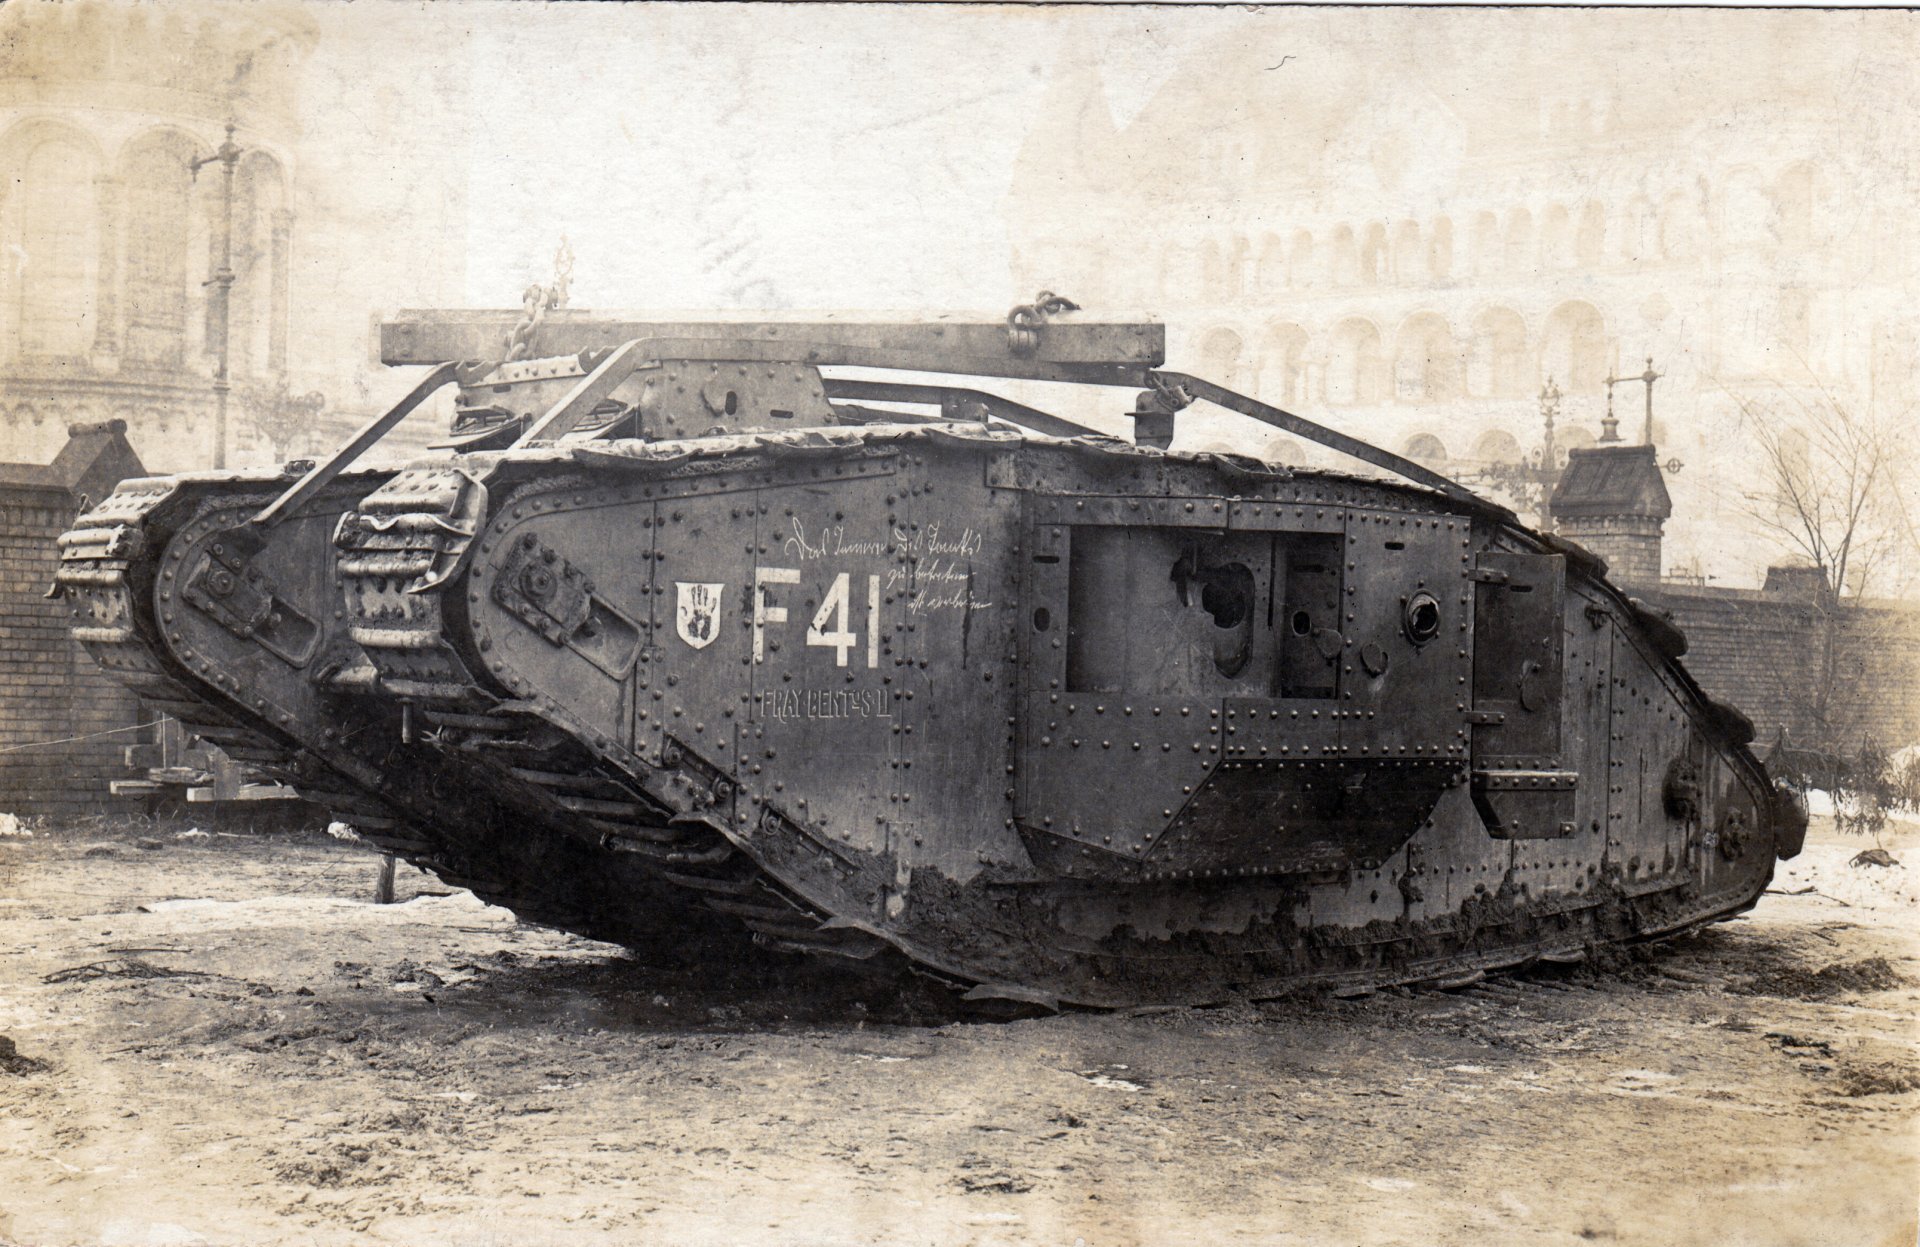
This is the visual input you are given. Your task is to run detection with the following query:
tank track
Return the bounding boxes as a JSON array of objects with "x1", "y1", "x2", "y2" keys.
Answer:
[
  {"x1": 334, "y1": 466, "x2": 891, "y2": 960},
  {"x1": 55, "y1": 480, "x2": 736, "y2": 946},
  {"x1": 409, "y1": 701, "x2": 892, "y2": 962}
]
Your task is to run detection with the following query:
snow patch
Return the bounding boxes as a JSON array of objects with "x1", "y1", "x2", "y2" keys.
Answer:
[
  {"x1": 1077, "y1": 1069, "x2": 1143, "y2": 1092},
  {"x1": 118, "y1": 892, "x2": 499, "y2": 931},
  {"x1": 1803, "y1": 789, "x2": 1920, "y2": 826},
  {"x1": 1771, "y1": 841, "x2": 1916, "y2": 913}
]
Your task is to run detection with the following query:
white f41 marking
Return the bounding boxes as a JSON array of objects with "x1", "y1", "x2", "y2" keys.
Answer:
[
  {"x1": 751, "y1": 568, "x2": 885, "y2": 668},
  {"x1": 806, "y1": 572, "x2": 856, "y2": 666},
  {"x1": 753, "y1": 566, "x2": 800, "y2": 662}
]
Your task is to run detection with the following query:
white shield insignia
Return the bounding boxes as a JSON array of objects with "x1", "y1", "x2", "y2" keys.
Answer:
[{"x1": 675, "y1": 581, "x2": 724, "y2": 650}]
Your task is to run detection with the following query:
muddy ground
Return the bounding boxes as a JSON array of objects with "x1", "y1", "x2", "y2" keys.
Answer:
[{"x1": 0, "y1": 814, "x2": 1915, "y2": 1247}]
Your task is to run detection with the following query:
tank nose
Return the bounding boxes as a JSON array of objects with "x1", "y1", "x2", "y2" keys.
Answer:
[{"x1": 1770, "y1": 779, "x2": 1809, "y2": 860}]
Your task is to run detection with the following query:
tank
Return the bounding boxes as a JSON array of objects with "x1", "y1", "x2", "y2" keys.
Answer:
[{"x1": 56, "y1": 303, "x2": 1808, "y2": 1007}]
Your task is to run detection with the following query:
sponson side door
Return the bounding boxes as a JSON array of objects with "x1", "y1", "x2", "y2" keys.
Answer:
[
  {"x1": 1015, "y1": 494, "x2": 1274, "y2": 879},
  {"x1": 1468, "y1": 547, "x2": 1578, "y2": 839},
  {"x1": 1014, "y1": 492, "x2": 1467, "y2": 881}
]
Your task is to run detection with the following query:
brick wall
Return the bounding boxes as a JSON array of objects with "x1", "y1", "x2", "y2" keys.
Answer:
[
  {"x1": 0, "y1": 489, "x2": 149, "y2": 816},
  {"x1": 0, "y1": 423, "x2": 149, "y2": 818},
  {"x1": 1644, "y1": 583, "x2": 1920, "y2": 755},
  {"x1": 1558, "y1": 516, "x2": 1664, "y2": 586}
]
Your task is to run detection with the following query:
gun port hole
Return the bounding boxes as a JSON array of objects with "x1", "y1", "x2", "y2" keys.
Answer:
[
  {"x1": 1405, "y1": 594, "x2": 1441, "y2": 644},
  {"x1": 1199, "y1": 567, "x2": 1252, "y2": 629},
  {"x1": 1032, "y1": 607, "x2": 1051, "y2": 632},
  {"x1": 1169, "y1": 549, "x2": 1253, "y2": 630},
  {"x1": 1291, "y1": 610, "x2": 1312, "y2": 636}
]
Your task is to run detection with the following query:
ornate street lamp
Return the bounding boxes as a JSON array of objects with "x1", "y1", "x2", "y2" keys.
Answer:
[
  {"x1": 189, "y1": 122, "x2": 243, "y2": 470},
  {"x1": 242, "y1": 379, "x2": 326, "y2": 463},
  {"x1": 1455, "y1": 378, "x2": 1570, "y2": 527}
]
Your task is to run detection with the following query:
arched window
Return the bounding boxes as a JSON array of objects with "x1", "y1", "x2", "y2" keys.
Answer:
[
  {"x1": 1723, "y1": 170, "x2": 1771, "y2": 250},
  {"x1": 1467, "y1": 307, "x2": 1529, "y2": 398},
  {"x1": 1554, "y1": 425, "x2": 1595, "y2": 467},
  {"x1": 6, "y1": 134, "x2": 99, "y2": 357},
  {"x1": 1200, "y1": 239, "x2": 1230, "y2": 299},
  {"x1": 1326, "y1": 318, "x2": 1385, "y2": 405},
  {"x1": 1504, "y1": 207, "x2": 1534, "y2": 274},
  {"x1": 1255, "y1": 234, "x2": 1287, "y2": 297},
  {"x1": 232, "y1": 151, "x2": 288, "y2": 378},
  {"x1": 1472, "y1": 429, "x2": 1523, "y2": 463},
  {"x1": 1262, "y1": 435, "x2": 1304, "y2": 467},
  {"x1": 122, "y1": 130, "x2": 202, "y2": 368},
  {"x1": 1540, "y1": 203, "x2": 1573, "y2": 268},
  {"x1": 1471, "y1": 212, "x2": 1499, "y2": 278},
  {"x1": 1776, "y1": 287, "x2": 1811, "y2": 359},
  {"x1": 1360, "y1": 223, "x2": 1387, "y2": 285},
  {"x1": 1576, "y1": 201, "x2": 1606, "y2": 265},
  {"x1": 1328, "y1": 225, "x2": 1357, "y2": 288},
  {"x1": 1198, "y1": 326, "x2": 1246, "y2": 390},
  {"x1": 1659, "y1": 190, "x2": 1703, "y2": 261},
  {"x1": 1391, "y1": 220, "x2": 1421, "y2": 283},
  {"x1": 1428, "y1": 217, "x2": 1453, "y2": 281},
  {"x1": 1259, "y1": 322, "x2": 1309, "y2": 406},
  {"x1": 1541, "y1": 301, "x2": 1607, "y2": 393},
  {"x1": 1624, "y1": 196, "x2": 1657, "y2": 263},
  {"x1": 1287, "y1": 230, "x2": 1314, "y2": 290},
  {"x1": 1871, "y1": 321, "x2": 1918, "y2": 408},
  {"x1": 1403, "y1": 433, "x2": 1448, "y2": 466},
  {"x1": 1774, "y1": 163, "x2": 1815, "y2": 250},
  {"x1": 1392, "y1": 313, "x2": 1461, "y2": 402}
]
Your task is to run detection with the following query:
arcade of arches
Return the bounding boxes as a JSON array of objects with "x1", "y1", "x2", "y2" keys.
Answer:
[
  {"x1": 1195, "y1": 300, "x2": 1609, "y2": 412},
  {"x1": 1151, "y1": 164, "x2": 1820, "y2": 302},
  {"x1": 0, "y1": 121, "x2": 291, "y2": 379}
]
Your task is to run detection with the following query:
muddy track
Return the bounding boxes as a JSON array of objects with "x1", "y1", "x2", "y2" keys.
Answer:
[{"x1": 0, "y1": 815, "x2": 1913, "y2": 1247}]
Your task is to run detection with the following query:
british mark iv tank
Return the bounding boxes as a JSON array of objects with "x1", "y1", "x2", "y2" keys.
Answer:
[{"x1": 56, "y1": 299, "x2": 1807, "y2": 1007}]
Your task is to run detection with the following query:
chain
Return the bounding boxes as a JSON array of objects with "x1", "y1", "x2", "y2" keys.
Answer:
[
  {"x1": 1005, "y1": 290, "x2": 1080, "y2": 357},
  {"x1": 506, "y1": 237, "x2": 577, "y2": 361}
]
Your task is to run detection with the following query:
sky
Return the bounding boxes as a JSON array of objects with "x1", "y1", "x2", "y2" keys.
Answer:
[{"x1": 302, "y1": 3, "x2": 1280, "y2": 312}]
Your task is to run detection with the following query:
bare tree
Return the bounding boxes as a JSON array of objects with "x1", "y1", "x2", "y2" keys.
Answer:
[
  {"x1": 1728, "y1": 384, "x2": 1919, "y2": 802},
  {"x1": 1735, "y1": 391, "x2": 1911, "y2": 604}
]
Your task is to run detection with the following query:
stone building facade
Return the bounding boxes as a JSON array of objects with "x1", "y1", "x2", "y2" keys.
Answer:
[
  {"x1": 1005, "y1": 15, "x2": 1918, "y2": 590},
  {"x1": 0, "y1": 5, "x2": 312, "y2": 472},
  {"x1": 0, "y1": 1, "x2": 473, "y2": 476}
]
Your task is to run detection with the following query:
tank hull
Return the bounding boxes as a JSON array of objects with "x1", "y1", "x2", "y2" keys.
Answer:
[{"x1": 61, "y1": 424, "x2": 1791, "y2": 1007}]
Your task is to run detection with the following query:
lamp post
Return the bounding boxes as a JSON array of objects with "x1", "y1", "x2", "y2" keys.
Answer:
[
  {"x1": 1456, "y1": 377, "x2": 1569, "y2": 528},
  {"x1": 190, "y1": 123, "x2": 243, "y2": 470},
  {"x1": 1536, "y1": 377, "x2": 1561, "y2": 528},
  {"x1": 1602, "y1": 357, "x2": 1664, "y2": 446}
]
